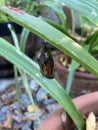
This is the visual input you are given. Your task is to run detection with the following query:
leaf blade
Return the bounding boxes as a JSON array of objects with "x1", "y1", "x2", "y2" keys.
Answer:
[
  {"x1": 0, "y1": 37, "x2": 85, "y2": 130},
  {"x1": 0, "y1": 6, "x2": 98, "y2": 78}
]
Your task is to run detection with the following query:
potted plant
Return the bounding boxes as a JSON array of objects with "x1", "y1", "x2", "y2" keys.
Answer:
[{"x1": 0, "y1": 0, "x2": 98, "y2": 129}]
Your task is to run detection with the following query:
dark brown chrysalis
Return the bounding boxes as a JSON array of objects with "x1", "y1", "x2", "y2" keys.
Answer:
[{"x1": 36, "y1": 43, "x2": 54, "y2": 79}]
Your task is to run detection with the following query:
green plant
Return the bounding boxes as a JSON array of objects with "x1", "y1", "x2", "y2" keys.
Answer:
[
  {"x1": 65, "y1": 0, "x2": 98, "y2": 94},
  {"x1": 0, "y1": 0, "x2": 5, "y2": 5},
  {"x1": 40, "y1": 0, "x2": 98, "y2": 94},
  {"x1": 5, "y1": 0, "x2": 41, "y2": 16},
  {"x1": 0, "y1": 1, "x2": 98, "y2": 129},
  {"x1": 0, "y1": 0, "x2": 7, "y2": 22},
  {"x1": 7, "y1": 23, "x2": 43, "y2": 129}
]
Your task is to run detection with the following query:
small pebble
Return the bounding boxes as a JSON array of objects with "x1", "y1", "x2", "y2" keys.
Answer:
[
  {"x1": 43, "y1": 98, "x2": 55, "y2": 105},
  {"x1": 0, "y1": 79, "x2": 14, "y2": 92},
  {"x1": 0, "y1": 106, "x2": 8, "y2": 123},
  {"x1": 1, "y1": 106, "x2": 8, "y2": 113},
  {"x1": 20, "y1": 93, "x2": 31, "y2": 107},
  {"x1": 22, "y1": 122, "x2": 32, "y2": 130},
  {"x1": 36, "y1": 88, "x2": 48, "y2": 102},
  {"x1": 29, "y1": 80, "x2": 39, "y2": 91},
  {"x1": 46, "y1": 103, "x2": 60, "y2": 113}
]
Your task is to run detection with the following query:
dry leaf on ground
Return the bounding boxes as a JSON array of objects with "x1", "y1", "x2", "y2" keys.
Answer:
[
  {"x1": 86, "y1": 112, "x2": 96, "y2": 130},
  {"x1": 0, "y1": 116, "x2": 13, "y2": 129}
]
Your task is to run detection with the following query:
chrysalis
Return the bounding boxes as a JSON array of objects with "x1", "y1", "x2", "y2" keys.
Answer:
[{"x1": 36, "y1": 43, "x2": 54, "y2": 79}]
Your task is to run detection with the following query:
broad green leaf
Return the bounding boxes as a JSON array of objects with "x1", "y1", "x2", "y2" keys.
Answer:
[
  {"x1": 0, "y1": 38, "x2": 85, "y2": 130},
  {"x1": 44, "y1": 18, "x2": 67, "y2": 34},
  {"x1": 0, "y1": 6, "x2": 98, "y2": 78},
  {"x1": 55, "y1": 0, "x2": 98, "y2": 25}
]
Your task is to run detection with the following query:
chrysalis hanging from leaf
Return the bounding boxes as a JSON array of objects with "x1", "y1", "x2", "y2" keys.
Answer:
[{"x1": 36, "y1": 43, "x2": 54, "y2": 79}]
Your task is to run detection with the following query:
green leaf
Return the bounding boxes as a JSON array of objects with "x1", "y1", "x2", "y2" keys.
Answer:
[
  {"x1": 80, "y1": 16, "x2": 96, "y2": 31},
  {"x1": 0, "y1": 37, "x2": 85, "y2": 130},
  {"x1": 85, "y1": 30, "x2": 98, "y2": 55},
  {"x1": 14, "y1": 65, "x2": 21, "y2": 111},
  {"x1": 44, "y1": 18, "x2": 67, "y2": 34},
  {"x1": 0, "y1": 6, "x2": 98, "y2": 77},
  {"x1": 91, "y1": 42, "x2": 98, "y2": 55},
  {"x1": 8, "y1": 22, "x2": 43, "y2": 129},
  {"x1": 0, "y1": 0, "x2": 7, "y2": 23},
  {"x1": 0, "y1": 0, "x2": 5, "y2": 5},
  {"x1": 55, "y1": 0, "x2": 98, "y2": 25},
  {"x1": 65, "y1": 70, "x2": 75, "y2": 94},
  {"x1": 1, "y1": 5, "x2": 98, "y2": 129},
  {"x1": 0, "y1": 1, "x2": 8, "y2": 23},
  {"x1": 7, "y1": 23, "x2": 20, "y2": 50}
]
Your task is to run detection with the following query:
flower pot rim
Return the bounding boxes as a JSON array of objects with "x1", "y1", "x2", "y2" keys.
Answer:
[
  {"x1": 55, "y1": 55, "x2": 97, "y2": 80},
  {"x1": 37, "y1": 92, "x2": 98, "y2": 130}
]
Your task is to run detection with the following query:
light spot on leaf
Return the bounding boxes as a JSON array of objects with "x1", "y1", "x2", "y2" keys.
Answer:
[{"x1": 91, "y1": 9, "x2": 97, "y2": 17}]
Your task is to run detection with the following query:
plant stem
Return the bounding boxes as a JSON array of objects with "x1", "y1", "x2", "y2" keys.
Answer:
[
  {"x1": 19, "y1": 69, "x2": 44, "y2": 130},
  {"x1": 71, "y1": 10, "x2": 75, "y2": 34},
  {"x1": 8, "y1": 23, "x2": 43, "y2": 130},
  {"x1": 14, "y1": 65, "x2": 21, "y2": 111},
  {"x1": 65, "y1": 70, "x2": 75, "y2": 94},
  {"x1": 65, "y1": 10, "x2": 75, "y2": 94}
]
